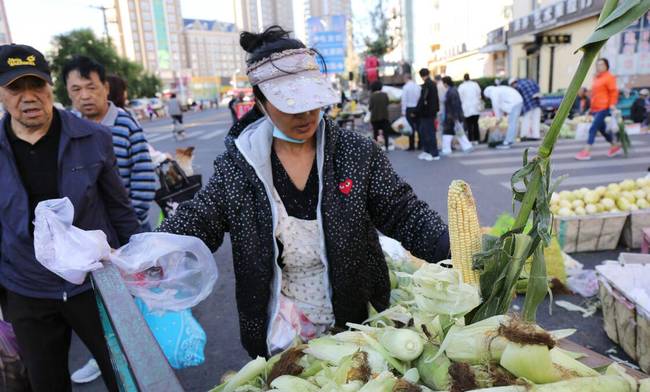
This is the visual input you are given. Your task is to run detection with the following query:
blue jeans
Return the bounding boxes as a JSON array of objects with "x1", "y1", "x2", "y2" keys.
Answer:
[
  {"x1": 588, "y1": 109, "x2": 614, "y2": 145},
  {"x1": 418, "y1": 116, "x2": 439, "y2": 156},
  {"x1": 504, "y1": 103, "x2": 523, "y2": 144}
]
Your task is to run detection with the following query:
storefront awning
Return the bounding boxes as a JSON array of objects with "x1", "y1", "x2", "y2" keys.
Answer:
[{"x1": 480, "y1": 43, "x2": 508, "y2": 53}]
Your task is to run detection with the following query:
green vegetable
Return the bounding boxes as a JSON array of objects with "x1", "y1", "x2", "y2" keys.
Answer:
[
  {"x1": 411, "y1": 263, "x2": 481, "y2": 317},
  {"x1": 358, "y1": 371, "x2": 397, "y2": 392},
  {"x1": 269, "y1": 375, "x2": 319, "y2": 391},
  {"x1": 415, "y1": 343, "x2": 451, "y2": 390},
  {"x1": 210, "y1": 356, "x2": 267, "y2": 392},
  {"x1": 437, "y1": 315, "x2": 508, "y2": 364},
  {"x1": 303, "y1": 337, "x2": 360, "y2": 365}
]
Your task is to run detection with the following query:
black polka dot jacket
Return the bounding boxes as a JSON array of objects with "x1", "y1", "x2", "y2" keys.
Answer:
[{"x1": 158, "y1": 109, "x2": 450, "y2": 358}]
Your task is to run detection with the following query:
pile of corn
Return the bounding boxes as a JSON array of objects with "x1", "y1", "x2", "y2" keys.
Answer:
[{"x1": 210, "y1": 180, "x2": 649, "y2": 392}]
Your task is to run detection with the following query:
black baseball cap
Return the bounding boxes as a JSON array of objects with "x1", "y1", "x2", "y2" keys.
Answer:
[{"x1": 0, "y1": 44, "x2": 52, "y2": 87}]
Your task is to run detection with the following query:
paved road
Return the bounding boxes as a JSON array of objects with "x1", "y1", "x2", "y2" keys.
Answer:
[{"x1": 72, "y1": 108, "x2": 649, "y2": 391}]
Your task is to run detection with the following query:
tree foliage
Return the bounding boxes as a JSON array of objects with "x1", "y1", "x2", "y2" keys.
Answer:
[
  {"x1": 364, "y1": 0, "x2": 397, "y2": 58},
  {"x1": 48, "y1": 29, "x2": 161, "y2": 106}
]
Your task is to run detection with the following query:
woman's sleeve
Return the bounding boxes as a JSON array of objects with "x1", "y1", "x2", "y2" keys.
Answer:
[
  {"x1": 366, "y1": 145, "x2": 450, "y2": 262},
  {"x1": 608, "y1": 76, "x2": 619, "y2": 107},
  {"x1": 156, "y1": 159, "x2": 229, "y2": 252}
]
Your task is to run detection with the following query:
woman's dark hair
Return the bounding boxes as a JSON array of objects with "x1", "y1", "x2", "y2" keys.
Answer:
[
  {"x1": 107, "y1": 74, "x2": 127, "y2": 108},
  {"x1": 240, "y1": 25, "x2": 322, "y2": 106},
  {"x1": 370, "y1": 80, "x2": 383, "y2": 92},
  {"x1": 442, "y1": 76, "x2": 454, "y2": 87},
  {"x1": 598, "y1": 58, "x2": 610, "y2": 70}
]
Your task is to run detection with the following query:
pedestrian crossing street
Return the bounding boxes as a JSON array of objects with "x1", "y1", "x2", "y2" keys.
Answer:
[
  {"x1": 145, "y1": 126, "x2": 229, "y2": 143},
  {"x1": 450, "y1": 137, "x2": 649, "y2": 190}
]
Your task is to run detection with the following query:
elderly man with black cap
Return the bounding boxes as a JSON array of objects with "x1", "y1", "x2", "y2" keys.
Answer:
[{"x1": 0, "y1": 44, "x2": 139, "y2": 391}]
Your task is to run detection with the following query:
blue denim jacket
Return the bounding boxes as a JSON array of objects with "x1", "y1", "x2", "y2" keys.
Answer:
[{"x1": 0, "y1": 108, "x2": 140, "y2": 300}]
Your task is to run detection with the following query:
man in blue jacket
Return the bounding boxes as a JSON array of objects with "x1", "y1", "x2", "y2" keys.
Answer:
[{"x1": 0, "y1": 44, "x2": 139, "y2": 392}]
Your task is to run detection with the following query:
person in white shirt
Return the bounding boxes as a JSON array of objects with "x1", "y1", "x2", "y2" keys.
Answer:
[
  {"x1": 483, "y1": 85, "x2": 524, "y2": 149},
  {"x1": 458, "y1": 73, "x2": 483, "y2": 143},
  {"x1": 401, "y1": 73, "x2": 421, "y2": 150}
]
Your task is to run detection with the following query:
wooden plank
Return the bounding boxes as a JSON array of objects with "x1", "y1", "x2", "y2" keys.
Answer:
[
  {"x1": 558, "y1": 339, "x2": 649, "y2": 379},
  {"x1": 92, "y1": 264, "x2": 184, "y2": 392}
]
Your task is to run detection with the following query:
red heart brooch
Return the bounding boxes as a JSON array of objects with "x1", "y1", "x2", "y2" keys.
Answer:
[{"x1": 339, "y1": 178, "x2": 353, "y2": 196}]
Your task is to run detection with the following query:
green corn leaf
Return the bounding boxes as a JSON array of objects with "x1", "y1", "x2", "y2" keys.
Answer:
[
  {"x1": 522, "y1": 244, "x2": 548, "y2": 322},
  {"x1": 581, "y1": 0, "x2": 650, "y2": 50}
]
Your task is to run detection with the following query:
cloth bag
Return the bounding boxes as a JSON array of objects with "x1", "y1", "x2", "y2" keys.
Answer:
[{"x1": 33, "y1": 198, "x2": 109, "y2": 284}]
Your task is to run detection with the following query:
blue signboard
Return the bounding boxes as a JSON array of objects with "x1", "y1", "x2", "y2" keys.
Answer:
[{"x1": 307, "y1": 15, "x2": 347, "y2": 74}]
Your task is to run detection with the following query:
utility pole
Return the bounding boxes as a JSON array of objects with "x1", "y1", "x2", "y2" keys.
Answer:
[{"x1": 90, "y1": 5, "x2": 113, "y2": 43}]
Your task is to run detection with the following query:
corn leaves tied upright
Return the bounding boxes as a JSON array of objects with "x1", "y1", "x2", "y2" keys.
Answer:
[{"x1": 471, "y1": 0, "x2": 650, "y2": 324}]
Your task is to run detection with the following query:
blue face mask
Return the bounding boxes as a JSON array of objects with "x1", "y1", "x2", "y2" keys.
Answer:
[{"x1": 270, "y1": 110, "x2": 324, "y2": 144}]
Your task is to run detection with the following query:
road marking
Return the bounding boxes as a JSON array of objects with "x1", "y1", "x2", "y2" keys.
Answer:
[
  {"x1": 447, "y1": 141, "x2": 645, "y2": 158},
  {"x1": 501, "y1": 171, "x2": 648, "y2": 189},
  {"x1": 481, "y1": 156, "x2": 650, "y2": 176},
  {"x1": 460, "y1": 145, "x2": 650, "y2": 166},
  {"x1": 147, "y1": 132, "x2": 175, "y2": 142},
  {"x1": 198, "y1": 129, "x2": 227, "y2": 140}
]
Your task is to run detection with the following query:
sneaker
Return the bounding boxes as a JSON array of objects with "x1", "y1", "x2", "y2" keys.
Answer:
[
  {"x1": 71, "y1": 359, "x2": 101, "y2": 384},
  {"x1": 496, "y1": 142, "x2": 512, "y2": 150},
  {"x1": 417, "y1": 152, "x2": 427, "y2": 160},
  {"x1": 575, "y1": 149, "x2": 591, "y2": 161},
  {"x1": 421, "y1": 153, "x2": 435, "y2": 161},
  {"x1": 440, "y1": 150, "x2": 452, "y2": 156},
  {"x1": 431, "y1": 155, "x2": 441, "y2": 161},
  {"x1": 462, "y1": 146, "x2": 474, "y2": 154},
  {"x1": 607, "y1": 145, "x2": 622, "y2": 158}
]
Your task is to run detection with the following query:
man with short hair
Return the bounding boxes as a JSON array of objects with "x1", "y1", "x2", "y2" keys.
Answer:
[
  {"x1": 415, "y1": 68, "x2": 440, "y2": 161},
  {"x1": 401, "y1": 73, "x2": 421, "y2": 150},
  {"x1": 510, "y1": 77, "x2": 542, "y2": 141},
  {"x1": 458, "y1": 73, "x2": 482, "y2": 143},
  {"x1": 0, "y1": 44, "x2": 139, "y2": 392},
  {"x1": 63, "y1": 55, "x2": 156, "y2": 230}
]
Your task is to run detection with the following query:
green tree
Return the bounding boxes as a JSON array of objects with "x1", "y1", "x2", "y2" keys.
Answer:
[
  {"x1": 48, "y1": 29, "x2": 161, "y2": 105},
  {"x1": 363, "y1": 0, "x2": 397, "y2": 58}
]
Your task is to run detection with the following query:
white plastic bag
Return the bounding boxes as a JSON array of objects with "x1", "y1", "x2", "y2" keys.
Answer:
[
  {"x1": 391, "y1": 116, "x2": 413, "y2": 135},
  {"x1": 110, "y1": 233, "x2": 218, "y2": 312},
  {"x1": 33, "y1": 198, "x2": 109, "y2": 285}
]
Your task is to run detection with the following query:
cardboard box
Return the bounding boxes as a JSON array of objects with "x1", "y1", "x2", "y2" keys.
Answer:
[{"x1": 553, "y1": 211, "x2": 629, "y2": 253}]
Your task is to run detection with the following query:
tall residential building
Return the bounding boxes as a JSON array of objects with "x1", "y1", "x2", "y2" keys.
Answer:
[
  {"x1": 183, "y1": 18, "x2": 246, "y2": 99},
  {"x1": 0, "y1": 0, "x2": 12, "y2": 45},
  {"x1": 110, "y1": 0, "x2": 188, "y2": 90},
  {"x1": 234, "y1": 0, "x2": 295, "y2": 33}
]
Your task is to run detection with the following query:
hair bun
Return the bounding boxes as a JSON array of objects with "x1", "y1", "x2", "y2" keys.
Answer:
[{"x1": 240, "y1": 25, "x2": 291, "y2": 53}]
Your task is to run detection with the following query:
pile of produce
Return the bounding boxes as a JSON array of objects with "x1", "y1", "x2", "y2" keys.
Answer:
[
  {"x1": 210, "y1": 181, "x2": 649, "y2": 392},
  {"x1": 550, "y1": 178, "x2": 650, "y2": 217}
]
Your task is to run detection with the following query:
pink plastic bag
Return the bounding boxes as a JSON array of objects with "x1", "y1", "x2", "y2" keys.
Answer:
[{"x1": 0, "y1": 321, "x2": 31, "y2": 391}]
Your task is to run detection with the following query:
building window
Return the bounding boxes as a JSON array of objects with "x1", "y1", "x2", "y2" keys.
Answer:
[{"x1": 145, "y1": 32, "x2": 153, "y2": 40}]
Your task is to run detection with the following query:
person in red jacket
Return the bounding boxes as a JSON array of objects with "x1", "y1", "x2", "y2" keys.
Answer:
[{"x1": 575, "y1": 58, "x2": 622, "y2": 160}]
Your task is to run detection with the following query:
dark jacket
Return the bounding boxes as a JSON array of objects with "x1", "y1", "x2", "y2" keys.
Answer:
[
  {"x1": 444, "y1": 86, "x2": 464, "y2": 125},
  {"x1": 158, "y1": 110, "x2": 450, "y2": 358},
  {"x1": 0, "y1": 109, "x2": 140, "y2": 300},
  {"x1": 369, "y1": 91, "x2": 390, "y2": 122},
  {"x1": 416, "y1": 78, "x2": 439, "y2": 118},
  {"x1": 631, "y1": 97, "x2": 647, "y2": 123}
]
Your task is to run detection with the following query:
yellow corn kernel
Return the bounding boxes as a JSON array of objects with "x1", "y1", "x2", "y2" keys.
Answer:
[{"x1": 447, "y1": 180, "x2": 482, "y2": 287}]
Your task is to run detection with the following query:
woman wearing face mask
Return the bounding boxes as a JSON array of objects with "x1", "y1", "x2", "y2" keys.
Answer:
[{"x1": 158, "y1": 26, "x2": 450, "y2": 359}]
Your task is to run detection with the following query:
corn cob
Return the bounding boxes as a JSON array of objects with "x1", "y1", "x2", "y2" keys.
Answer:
[{"x1": 447, "y1": 180, "x2": 482, "y2": 286}]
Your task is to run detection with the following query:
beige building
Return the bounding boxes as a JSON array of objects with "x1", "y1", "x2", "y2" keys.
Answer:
[
  {"x1": 234, "y1": 0, "x2": 295, "y2": 33},
  {"x1": 110, "y1": 0, "x2": 188, "y2": 90},
  {"x1": 0, "y1": 0, "x2": 11, "y2": 45},
  {"x1": 429, "y1": 0, "x2": 513, "y2": 80},
  {"x1": 183, "y1": 19, "x2": 246, "y2": 99},
  {"x1": 508, "y1": 0, "x2": 606, "y2": 93}
]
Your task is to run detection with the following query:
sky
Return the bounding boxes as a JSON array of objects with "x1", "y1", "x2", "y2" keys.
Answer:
[{"x1": 4, "y1": 0, "x2": 235, "y2": 53}]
